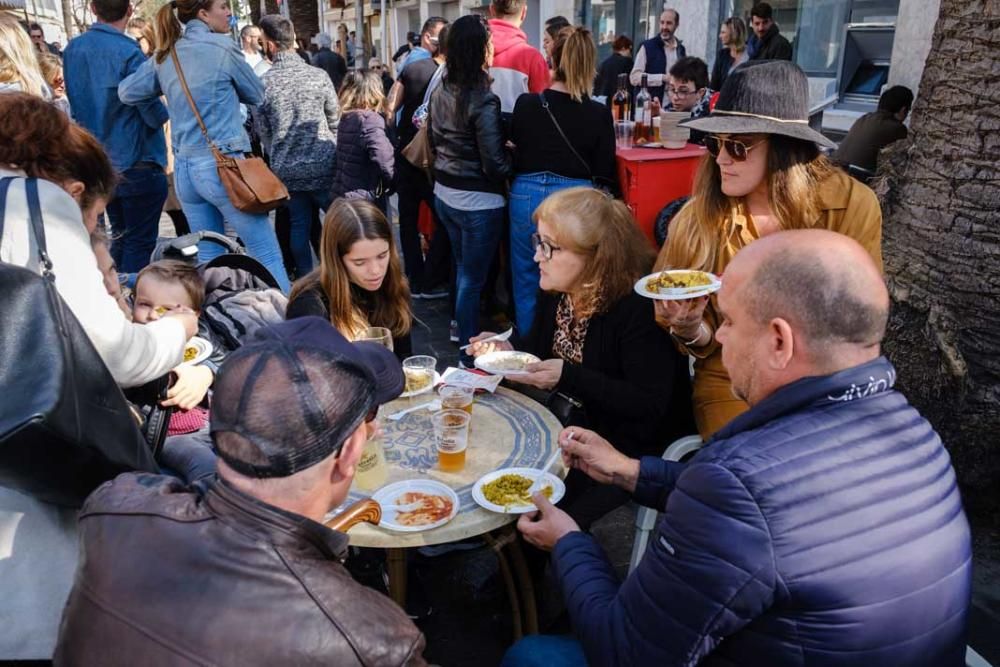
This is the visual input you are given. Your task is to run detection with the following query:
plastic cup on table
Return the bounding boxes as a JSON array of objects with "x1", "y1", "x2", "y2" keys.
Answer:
[
  {"x1": 615, "y1": 120, "x2": 635, "y2": 150},
  {"x1": 438, "y1": 385, "x2": 474, "y2": 415},
  {"x1": 432, "y1": 409, "x2": 470, "y2": 472}
]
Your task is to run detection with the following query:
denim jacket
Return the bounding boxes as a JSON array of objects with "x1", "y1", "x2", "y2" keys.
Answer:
[
  {"x1": 119, "y1": 20, "x2": 263, "y2": 158},
  {"x1": 64, "y1": 23, "x2": 167, "y2": 171}
]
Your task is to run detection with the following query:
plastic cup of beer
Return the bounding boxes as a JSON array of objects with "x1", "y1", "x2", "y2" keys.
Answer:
[
  {"x1": 432, "y1": 409, "x2": 470, "y2": 472},
  {"x1": 359, "y1": 326, "x2": 393, "y2": 351},
  {"x1": 438, "y1": 385, "x2": 474, "y2": 415}
]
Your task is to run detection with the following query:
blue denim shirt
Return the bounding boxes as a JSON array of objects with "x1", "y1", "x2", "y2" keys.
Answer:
[
  {"x1": 119, "y1": 20, "x2": 263, "y2": 158},
  {"x1": 64, "y1": 23, "x2": 168, "y2": 171}
]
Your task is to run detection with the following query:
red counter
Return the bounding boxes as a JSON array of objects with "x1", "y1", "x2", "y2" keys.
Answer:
[{"x1": 616, "y1": 143, "x2": 707, "y2": 246}]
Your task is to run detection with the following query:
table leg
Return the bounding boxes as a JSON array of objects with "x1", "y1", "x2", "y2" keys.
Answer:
[
  {"x1": 386, "y1": 548, "x2": 408, "y2": 609},
  {"x1": 504, "y1": 530, "x2": 539, "y2": 635},
  {"x1": 484, "y1": 531, "x2": 524, "y2": 640}
]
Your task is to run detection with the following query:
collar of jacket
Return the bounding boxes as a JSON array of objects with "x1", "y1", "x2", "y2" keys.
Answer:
[
  {"x1": 204, "y1": 476, "x2": 349, "y2": 561},
  {"x1": 709, "y1": 355, "x2": 897, "y2": 443},
  {"x1": 184, "y1": 19, "x2": 212, "y2": 36},
  {"x1": 87, "y1": 22, "x2": 131, "y2": 41},
  {"x1": 273, "y1": 51, "x2": 305, "y2": 66}
]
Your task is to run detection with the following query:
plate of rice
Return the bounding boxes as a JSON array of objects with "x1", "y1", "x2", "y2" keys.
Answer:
[
  {"x1": 634, "y1": 269, "x2": 721, "y2": 301},
  {"x1": 472, "y1": 467, "x2": 566, "y2": 514}
]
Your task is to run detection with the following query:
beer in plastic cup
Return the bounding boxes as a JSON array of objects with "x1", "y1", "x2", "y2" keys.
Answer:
[
  {"x1": 432, "y1": 409, "x2": 470, "y2": 472},
  {"x1": 438, "y1": 385, "x2": 473, "y2": 415}
]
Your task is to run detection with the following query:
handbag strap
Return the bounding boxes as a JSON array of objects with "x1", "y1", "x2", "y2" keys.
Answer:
[
  {"x1": 422, "y1": 64, "x2": 446, "y2": 107},
  {"x1": 0, "y1": 176, "x2": 14, "y2": 242},
  {"x1": 0, "y1": 177, "x2": 53, "y2": 279},
  {"x1": 538, "y1": 91, "x2": 593, "y2": 179},
  {"x1": 169, "y1": 48, "x2": 216, "y2": 149}
]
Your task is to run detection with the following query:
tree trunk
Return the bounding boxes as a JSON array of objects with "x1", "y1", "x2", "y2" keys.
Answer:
[
  {"x1": 61, "y1": 0, "x2": 73, "y2": 39},
  {"x1": 877, "y1": 0, "x2": 1000, "y2": 522}
]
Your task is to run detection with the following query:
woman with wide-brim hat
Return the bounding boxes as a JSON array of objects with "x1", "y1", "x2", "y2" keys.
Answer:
[{"x1": 653, "y1": 60, "x2": 883, "y2": 440}]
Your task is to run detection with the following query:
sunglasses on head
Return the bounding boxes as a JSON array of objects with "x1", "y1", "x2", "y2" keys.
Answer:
[{"x1": 704, "y1": 135, "x2": 766, "y2": 162}]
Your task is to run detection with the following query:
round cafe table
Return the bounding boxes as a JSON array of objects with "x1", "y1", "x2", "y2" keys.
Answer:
[{"x1": 331, "y1": 386, "x2": 564, "y2": 637}]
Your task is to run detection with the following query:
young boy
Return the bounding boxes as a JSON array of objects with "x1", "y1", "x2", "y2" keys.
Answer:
[
  {"x1": 664, "y1": 56, "x2": 712, "y2": 144},
  {"x1": 133, "y1": 260, "x2": 216, "y2": 481}
]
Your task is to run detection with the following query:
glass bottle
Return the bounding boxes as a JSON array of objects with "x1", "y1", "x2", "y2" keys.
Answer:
[
  {"x1": 612, "y1": 73, "x2": 629, "y2": 122},
  {"x1": 354, "y1": 412, "x2": 388, "y2": 491},
  {"x1": 650, "y1": 94, "x2": 662, "y2": 142},
  {"x1": 634, "y1": 74, "x2": 652, "y2": 144}
]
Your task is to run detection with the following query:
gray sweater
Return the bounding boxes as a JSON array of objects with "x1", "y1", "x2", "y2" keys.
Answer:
[{"x1": 256, "y1": 52, "x2": 340, "y2": 192}]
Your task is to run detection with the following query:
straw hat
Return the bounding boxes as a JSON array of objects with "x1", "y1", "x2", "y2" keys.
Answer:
[{"x1": 681, "y1": 60, "x2": 835, "y2": 149}]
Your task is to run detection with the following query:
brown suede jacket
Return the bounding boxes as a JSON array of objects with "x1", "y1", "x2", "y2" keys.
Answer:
[{"x1": 55, "y1": 474, "x2": 426, "y2": 666}]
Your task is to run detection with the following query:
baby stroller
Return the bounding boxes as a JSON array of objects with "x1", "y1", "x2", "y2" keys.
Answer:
[{"x1": 151, "y1": 231, "x2": 288, "y2": 361}]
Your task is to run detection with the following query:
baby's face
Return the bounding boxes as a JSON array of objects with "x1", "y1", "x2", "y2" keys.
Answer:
[{"x1": 133, "y1": 275, "x2": 195, "y2": 323}]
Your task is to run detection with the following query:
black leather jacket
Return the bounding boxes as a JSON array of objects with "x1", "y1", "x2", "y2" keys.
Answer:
[
  {"x1": 55, "y1": 474, "x2": 427, "y2": 666},
  {"x1": 428, "y1": 81, "x2": 511, "y2": 194}
]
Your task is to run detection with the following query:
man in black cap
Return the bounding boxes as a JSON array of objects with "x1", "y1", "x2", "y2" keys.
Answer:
[{"x1": 54, "y1": 317, "x2": 427, "y2": 666}]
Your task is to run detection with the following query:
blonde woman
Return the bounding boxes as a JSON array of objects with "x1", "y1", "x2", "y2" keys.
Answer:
[
  {"x1": 508, "y1": 26, "x2": 617, "y2": 335},
  {"x1": 35, "y1": 52, "x2": 69, "y2": 114},
  {"x1": 0, "y1": 14, "x2": 49, "y2": 97},
  {"x1": 471, "y1": 188, "x2": 694, "y2": 528},
  {"x1": 126, "y1": 17, "x2": 155, "y2": 57},
  {"x1": 654, "y1": 61, "x2": 882, "y2": 439},
  {"x1": 710, "y1": 16, "x2": 748, "y2": 91},
  {"x1": 286, "y1": 198, "x2": 413, "y2": 358},
  {"x1": 329, "y1": 70, "x2": 395, "y2": 213}
]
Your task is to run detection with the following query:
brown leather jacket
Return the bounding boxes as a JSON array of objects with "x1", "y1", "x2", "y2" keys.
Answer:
[{"x1": 54, "y1": 474, "x2": 427, "y2": 666}]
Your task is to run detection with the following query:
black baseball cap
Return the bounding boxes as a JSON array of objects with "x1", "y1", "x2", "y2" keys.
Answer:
[{"x1": 210, "y1": 317, "x2": 404, "y2": 478}]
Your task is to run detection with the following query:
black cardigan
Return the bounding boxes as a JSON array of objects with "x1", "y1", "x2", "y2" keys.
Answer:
[
  {"x1": 516, "y1": 290, "x2": 695, "y2": 457},
  {"x1": 285, "y1": 284, "x2": 413, "y2": 360}
]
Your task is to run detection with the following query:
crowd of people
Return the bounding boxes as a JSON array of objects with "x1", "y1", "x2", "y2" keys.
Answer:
[{"x1": 0, "y1": 0, "x2": 970, "y2": 664}]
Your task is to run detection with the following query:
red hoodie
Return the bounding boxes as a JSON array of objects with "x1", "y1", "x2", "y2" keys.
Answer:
[{"x1": 488, "y1": 19, "x2": 549, "y2": 113}]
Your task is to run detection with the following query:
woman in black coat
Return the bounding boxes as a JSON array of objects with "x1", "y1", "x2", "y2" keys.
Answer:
[{"x1": 470, "y1": 188, "x2": 694, "y2": 529}]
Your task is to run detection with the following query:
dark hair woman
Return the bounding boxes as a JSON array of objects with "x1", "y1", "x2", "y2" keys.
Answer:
[
  {"x1": 654, "y1": 61, "x2": 882, "y2": 440},
  {"x1": 119, "y1": 0, "x2": 290, "y2": 292},
  {"x1": 428, "y1": 14, "x2": 511, "y2": 364},
  {"x1": 286, "y1": 198, "x2": 413, "y2": 358},
  {"x1": 593, "y1": 33, "x2": 632, "y2": 99},
  {"x1": 508, "y1": 26, "x2": 617, "y2": 334}
]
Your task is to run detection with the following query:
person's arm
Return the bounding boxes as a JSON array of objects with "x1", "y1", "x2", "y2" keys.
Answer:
[
  {"x1": 324, "y1": 80, "x2": 341, "y2": 143},
  {"x1": 592, "y1": 102, "x2": 620, "y2": 195},
  {"x1": 526, "y1": 48, "x2": 550, "y2": 94},
  {"x1": 556, "y1": 295, "x2": 676, "y2": 421},
  {"x1": 835, "y1": 180, "x2": 883, "y2": 271},
  {"x1": 474, "y1": 94, "x2": 512, "y2": 182},
  {"x1": 709, "y1": 50, "x2": 724, "y2": 91},
  {"x1": 552, "y1": 462, "x2": 776, "y2": 665},
  {"x1": 285, "y1": 287, "x2": 330, "y2": 320},
  {"x1": 629, "y1": 45, "x2": 663, "y2": 88},
  {"x1": 124, "y1": 49, "x2": 169, "y2": 129},
  {"x1": 775, "y1": 36, "x2": 793, "y2": 61},
  {"x1": 228, "y1": 46, "x2": 264, "y2": 106},
  {"x1": 118, "y1": 56, "x2": 163, "y2": 106},
  {"x1": 365, "y1": 113, "x2": 396, "y2": 192},
  {"x1": 254, "y1": 89, "x2": 273, "y2": 153},
  {"x1": 386, "y1": 79, "x2": 404, "y2": 118}
]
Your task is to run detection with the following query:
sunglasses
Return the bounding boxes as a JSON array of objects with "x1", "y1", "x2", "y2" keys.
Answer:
[{"x1": 705, "y1": 135, "x2": 766, "y2": 162}]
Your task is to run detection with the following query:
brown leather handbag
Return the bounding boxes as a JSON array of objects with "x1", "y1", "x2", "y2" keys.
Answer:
[{"x1": 170, "y1": 49, "x2": 288, "y2": 213}]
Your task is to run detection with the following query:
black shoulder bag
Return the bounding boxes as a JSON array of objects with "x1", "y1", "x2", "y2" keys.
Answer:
[
  {"x1": 538, "y1": 92, "x2": 614, "y2": 194},
  {"x1": 0, "y1": 177, "x2": 160, "y2": 507}
]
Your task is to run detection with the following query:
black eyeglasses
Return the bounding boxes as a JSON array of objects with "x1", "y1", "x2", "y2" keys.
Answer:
[
  {"x1": 531, "y1": 233, "x2": 561, "y2": 260},
  {"x1": 704, "y1": 135, "x2": 766, "y2": 162}
]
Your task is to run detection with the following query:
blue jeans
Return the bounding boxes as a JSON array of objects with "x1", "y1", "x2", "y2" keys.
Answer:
[
  {"x1": 105, "y1": 163, "x2": 168, "y2": 274},
  {"x1": 509, "y1": 173, "x2": 590, "y2": 335},
  {"x1": 434, "y1": 197, "x2": 504, "y2": 363},
  {"x1": 501, "y1": 635, "x2": 587, "y2": 667},
  {"x1": 286, "y1": 189, "x2": 332, "y2": 276},
  {"x1": 175, "y1": 153, "x2": 291, "y2": 293}
]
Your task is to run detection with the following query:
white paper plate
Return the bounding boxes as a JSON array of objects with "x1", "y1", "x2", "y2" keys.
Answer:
[
  {"x1": 372, "y1": 479, "x2": 459, "y2": 533},
  {"x1": 180, "y1": 336, "x2": 212, "y2": 366},
  {"x1": 474, "y1": 351, "x2": 542, "y2": 377},
  {"x1": 400, "y1": 370, "x2": 441, "y2": 398},
  {"x1": 634, "y1": 270, "x2": 722, "y2": 301},
  {"x1": 472, "y1": 467, "x2": 566, "y2": 514}
]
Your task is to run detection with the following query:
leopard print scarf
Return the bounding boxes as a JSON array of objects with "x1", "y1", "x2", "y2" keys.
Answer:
[{"x1": 551, "y1": 294, "x2": 591, "y2": 364}]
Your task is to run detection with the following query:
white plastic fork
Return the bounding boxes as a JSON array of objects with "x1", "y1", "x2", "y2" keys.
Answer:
[
  {"x1": 459, "y1": 327, "x2": 514, "y2": 352},
  {"x1": 387, "y1": 399, "x2": 442, "y2": 421}
]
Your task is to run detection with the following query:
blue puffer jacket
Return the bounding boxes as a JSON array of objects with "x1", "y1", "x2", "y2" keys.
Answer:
[{"x1": 553, "y1": 356, "x2": 971, "y2": 666}]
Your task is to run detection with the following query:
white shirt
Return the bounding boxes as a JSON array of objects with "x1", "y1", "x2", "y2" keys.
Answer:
[
  {"x1": 0, "y1": 169, "x2": 186, "y2": 388},
  {"x1": 243, "y1": 50, "x2": 263, "y2": 70},
  {"x1": 630, "y1": 39, "x2": 682, "y2": 88}
]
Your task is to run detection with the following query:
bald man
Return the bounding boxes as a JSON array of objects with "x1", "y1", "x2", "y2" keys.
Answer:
[{"x1": 505, "y1": 230, "x2": 972, "y2": 667}]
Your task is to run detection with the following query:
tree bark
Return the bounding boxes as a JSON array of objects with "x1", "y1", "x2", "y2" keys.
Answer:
[{"x1": 876, "y1": 0, "x2": 1000, "y2": 522}]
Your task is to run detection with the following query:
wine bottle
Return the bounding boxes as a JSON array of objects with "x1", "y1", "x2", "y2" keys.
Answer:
[{"x1": 634, "y1": 74, "x2": 652, "y2": 144}]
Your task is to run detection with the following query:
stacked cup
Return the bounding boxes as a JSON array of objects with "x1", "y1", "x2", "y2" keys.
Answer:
[{"x1": 658, "y1": 111, "x2": 691, "y2": 148}]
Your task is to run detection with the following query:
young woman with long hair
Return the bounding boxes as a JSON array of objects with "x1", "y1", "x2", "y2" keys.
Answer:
[
  {"x1": 329, "y1": 70, "x2": 395, "y2": 213},
  {"x1": 471, "y1": 187, "x2": 693, "y2": 528},
  {"x1": 286, "y1": 198, "x2": 413, "y2": 358},
  {"x1": 654, "y1": 61, "x2": 882, "y2": 439},
  {"x1": 709, "y1": 16, "x2": 748, "y2": 91},
  {"x1": 0, "y1": 14, "x2": 49, "y2": 98},
  {"x1": 119, "y1": 0, "x2": 291, "y2": 292},
  {"x1": 508, "y1": 26, "x2": 617, "y2": 334},
  {"x1": 429, "y1": 14, "x2": 511, "y2": 364}
]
